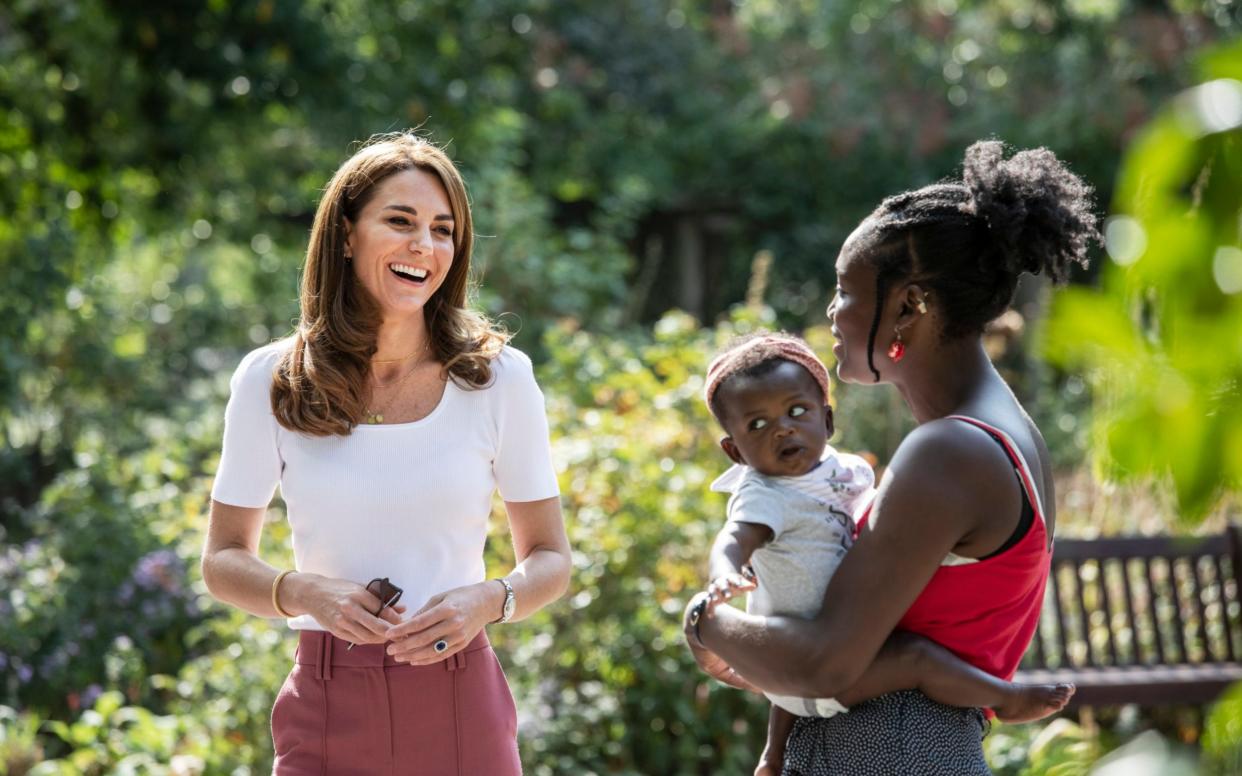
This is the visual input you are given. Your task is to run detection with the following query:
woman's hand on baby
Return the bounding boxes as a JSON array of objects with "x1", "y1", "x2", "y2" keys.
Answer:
[
  {"x1": 683, "y1": 593, "x2": 763, "y2": 694},
  {"x1": 384, "y1": 581, "x2": 499, "y2": 665},
  {"x1": 290, "y1": 573, "x2": 404, "y2": 645},
  {"x1": 704, "y1": 566, "x2": 758, "y2": 614}
]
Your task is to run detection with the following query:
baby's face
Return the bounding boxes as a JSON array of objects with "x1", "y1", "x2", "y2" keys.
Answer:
[{"x1": 717, "y1": 361, "x2": 833, "y2": 478}]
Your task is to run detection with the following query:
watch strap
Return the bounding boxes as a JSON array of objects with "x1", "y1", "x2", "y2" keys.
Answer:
[{"x1": 496, "y1": 577, "x2": 515, "y2": 623}]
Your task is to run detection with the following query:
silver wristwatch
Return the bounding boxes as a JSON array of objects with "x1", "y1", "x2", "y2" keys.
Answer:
[{"x1": 495, "y1": 577, "x2": 515, "y2": 623}]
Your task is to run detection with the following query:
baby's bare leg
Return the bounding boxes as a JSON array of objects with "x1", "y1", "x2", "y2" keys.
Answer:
[
  {"x1": 757, "y1": 704, "x2": 797, "y2": 774},
  {"x1": 833, "y1": 632, "x2": 1073, "y2": 723}
]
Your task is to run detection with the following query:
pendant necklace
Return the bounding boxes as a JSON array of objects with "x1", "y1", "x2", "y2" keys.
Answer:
[{"x1": 366, "y1": 343, "x2": 430, "y2": 424}]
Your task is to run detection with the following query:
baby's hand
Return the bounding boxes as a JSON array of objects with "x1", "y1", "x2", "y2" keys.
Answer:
[{"x1": 704, "y1": 565, "x2": 758, "y2": 614}]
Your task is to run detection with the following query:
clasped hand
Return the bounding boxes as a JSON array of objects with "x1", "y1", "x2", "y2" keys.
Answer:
[
  {"x1": 303, "y1": 576, "x2": 496, "y2": 664},
  {"x1": 384, "y1": 582, "x2": 498, "y2": 665},
  {"x1": 301, "y1": 574, "x2": 407, "y2": 645}
]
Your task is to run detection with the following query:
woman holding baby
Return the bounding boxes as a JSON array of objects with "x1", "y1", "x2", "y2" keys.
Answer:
[{"x1": 685, "y1": 140, "x2": 1098, "y2": 775}]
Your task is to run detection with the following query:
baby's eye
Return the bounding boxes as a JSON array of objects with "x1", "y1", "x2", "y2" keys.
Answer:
[
  {"x1": 790, "y1": 406, "x2": 807, "y2": 417},
  {"x1": 749, "y1": 418, "x2": 768, "y2": 431}
]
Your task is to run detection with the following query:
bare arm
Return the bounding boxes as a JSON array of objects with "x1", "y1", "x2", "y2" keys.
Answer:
[
  {"x1": 385, "y1": 495, "x2": 570, "y2": 663},
  {"x1": 498, "y1": 495, "x2": 574, "y2": 621},
  {"x1": 709, "y1": 521, "x2": 772, "y2": 582},
  {"x1": 200, "y1": 499, "x2": 398, "y2": 644},
  {"x1": 200, "y1": 500, "x2": 283, "y2": 618},
  {"x1": 686, "y1": 422, "x2": 1017, "y2": 698},
  {"x1": 702, "y1": 521, "x2": 771, "y2": 613}
]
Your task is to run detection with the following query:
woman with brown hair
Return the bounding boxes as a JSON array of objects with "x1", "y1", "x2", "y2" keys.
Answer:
[{"x1": 201, "y1": 132, "x2": 571, "y2": 774}]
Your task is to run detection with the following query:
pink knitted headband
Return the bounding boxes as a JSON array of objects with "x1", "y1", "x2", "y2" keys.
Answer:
[{"x1": 703, "y1": 335, "x2": 832, "y2": 410}]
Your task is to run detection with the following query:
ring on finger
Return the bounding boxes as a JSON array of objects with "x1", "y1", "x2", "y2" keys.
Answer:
[{"x1": 434, "y1": 639, "x2": 449, "y2": 654}]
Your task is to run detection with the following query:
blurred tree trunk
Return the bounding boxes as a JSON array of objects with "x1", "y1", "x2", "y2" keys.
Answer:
[{"x1": 676, "y1": 216, "x2": 705, "y2": 320}]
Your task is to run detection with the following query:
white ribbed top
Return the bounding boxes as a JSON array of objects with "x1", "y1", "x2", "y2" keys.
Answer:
[{"x1": 210, "y1": 340, "x2": 560, "y2": 629}]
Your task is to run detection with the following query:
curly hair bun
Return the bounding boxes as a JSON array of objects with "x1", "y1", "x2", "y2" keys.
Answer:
[{"x1": 963, "y1": 140, "x2": 1097, "y2": 284}]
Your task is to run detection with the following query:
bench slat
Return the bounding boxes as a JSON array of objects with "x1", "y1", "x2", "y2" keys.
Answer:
[
  {"x1": 1119, "y1": 556, "x2": 1141, "y2": 664},
  {"x1": 1165, "y1": 558, "x2": 1191, "y2": 662},
  {"x1": 1189, "y1": 557, "x2": 1213, "y2": 662},
  {"x1": 1050, "y1": 561, "x2": 1070, "y2": 667},
  {"x1": 1212, "y1": 553, "x2": 1238, "y2": 662},
  {"x1": 1097, "y1": 558, "x2": 1119, "y2": 665},
  {"x1": 1143, "y1": 557, "x2": 1168, "y2": 665},
  {"x1": 1071, "y1": 558, "x2": 1095, "y2": 667}
]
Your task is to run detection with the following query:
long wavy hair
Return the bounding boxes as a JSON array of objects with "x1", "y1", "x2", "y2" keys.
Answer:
[{"x1": 271, "y1": 132, "x2": 507, "y2": 436}]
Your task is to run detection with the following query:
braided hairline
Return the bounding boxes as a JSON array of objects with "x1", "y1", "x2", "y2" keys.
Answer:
[
  {"x1": 861, "y1": 185, "x2": 977, "y2": 381},
  {"x1": 853, "y1": 143, "x2": 1097, "y2": 382}
]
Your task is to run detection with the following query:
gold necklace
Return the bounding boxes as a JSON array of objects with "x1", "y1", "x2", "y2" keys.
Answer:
[
  {"x1": 365, "y1": 343, "x2": 431, "y2": 424},
  {"x1": 372, "y1": 348, "x2": 422, "y2": 364}
]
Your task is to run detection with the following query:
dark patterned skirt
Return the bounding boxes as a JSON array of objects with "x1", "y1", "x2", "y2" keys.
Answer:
[{"x1": 781, "y1": 690, "x2": 991, "y2": 776}]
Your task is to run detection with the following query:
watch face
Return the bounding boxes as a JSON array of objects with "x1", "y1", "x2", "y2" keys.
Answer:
[{"x1": 503, "y1": 595, "x2": 516, "y2": 618}]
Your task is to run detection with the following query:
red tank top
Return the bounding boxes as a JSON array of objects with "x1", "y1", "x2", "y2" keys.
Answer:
[{"x1": 855, "y1": 416, "x2": 1051, "y2": 687}]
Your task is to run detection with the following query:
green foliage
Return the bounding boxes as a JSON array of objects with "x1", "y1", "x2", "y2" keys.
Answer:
[
  {"x1": 1204, "y1": 681, "x2": 1242, "y2": 775},
  {"x1": 0, "y1": 704, "x2": 44, "y2": 775},
  {"x1": 494, "y1": 309, "x2": 772, "y2": 774},
  {"x1": 985, "y1": 718, "x2": 1102, "y2": 775},
  {"x1": 1045, "y1": 38, "x2": 1242, "y2": 519},
  {"x1": 5, "y1": 0, "x2": 1242, "y2": 772}
]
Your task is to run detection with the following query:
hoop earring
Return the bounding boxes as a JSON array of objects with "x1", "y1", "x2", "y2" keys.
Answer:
[{"x1": 887, "y1": 326, "x2": 906, "y2": 363}]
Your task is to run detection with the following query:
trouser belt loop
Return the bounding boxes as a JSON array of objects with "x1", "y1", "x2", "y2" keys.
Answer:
[{"x1": 315, "y1": 632, "x2": 334, "y2": 681}]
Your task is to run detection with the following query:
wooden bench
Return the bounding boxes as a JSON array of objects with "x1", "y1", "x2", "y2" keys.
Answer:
[{"x1": 1013, "y1": 525, "x2": 1242, "y2": 707}]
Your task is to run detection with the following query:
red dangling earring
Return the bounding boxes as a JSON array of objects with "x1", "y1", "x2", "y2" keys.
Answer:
[{"x1": 887, "y1": 328, "x2": 906, "y2": 363}]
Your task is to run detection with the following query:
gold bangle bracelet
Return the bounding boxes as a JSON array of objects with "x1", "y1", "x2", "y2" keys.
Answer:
[{"x1": 272, "y1": 569, "x2": 295, "y2": 618}]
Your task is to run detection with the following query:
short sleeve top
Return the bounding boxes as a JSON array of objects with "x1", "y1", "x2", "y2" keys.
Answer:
[{"x1": 210, "y1": 341, "x2": 560, "y2": 629}]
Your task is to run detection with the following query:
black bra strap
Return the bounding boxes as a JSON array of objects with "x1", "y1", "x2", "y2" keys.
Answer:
[{"x1": 969, "y1": 425, "x2": 1036, "y2": 561}]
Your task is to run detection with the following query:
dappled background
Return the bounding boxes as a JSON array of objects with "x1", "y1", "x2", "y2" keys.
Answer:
[{"x1": 2, "y1": 1, "x2": 1242, "y2": 774}]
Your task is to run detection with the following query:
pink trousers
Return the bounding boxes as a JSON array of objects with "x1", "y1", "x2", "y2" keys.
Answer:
[{"x1": 271, "y1": 630, "x2": 521, "y2": 775}]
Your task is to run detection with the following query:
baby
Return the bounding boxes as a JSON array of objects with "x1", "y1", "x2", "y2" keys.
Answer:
[{"x1": 698, "y1": 333, "x2": 1072, "y2": 772}]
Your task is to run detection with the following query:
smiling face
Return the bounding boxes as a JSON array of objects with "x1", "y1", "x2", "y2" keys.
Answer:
[
  {"x1": 715, "y1": 360, "x2": 834, "y2": 478},
  {"x1": 827, "y1": 224, "x2": 884, "y2": 384},
  {"x1": 345, "y1": 167, "x2": 456, "y2": 322}
]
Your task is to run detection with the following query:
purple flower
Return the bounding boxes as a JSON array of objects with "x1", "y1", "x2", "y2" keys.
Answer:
[
  {"x1": 16, "y1": 664, "x2": 32, "y2": 683},
  {"x1": 81, "y1": 683, "x2": 103, "y2": 708},
  {"x1": 132, "y1": 550, "x2": 182, "y2": 594}
]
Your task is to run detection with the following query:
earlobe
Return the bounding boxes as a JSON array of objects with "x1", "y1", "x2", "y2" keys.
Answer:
[{"x1": 720, "y1": 437, "x2": 744, "y2": 466}]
